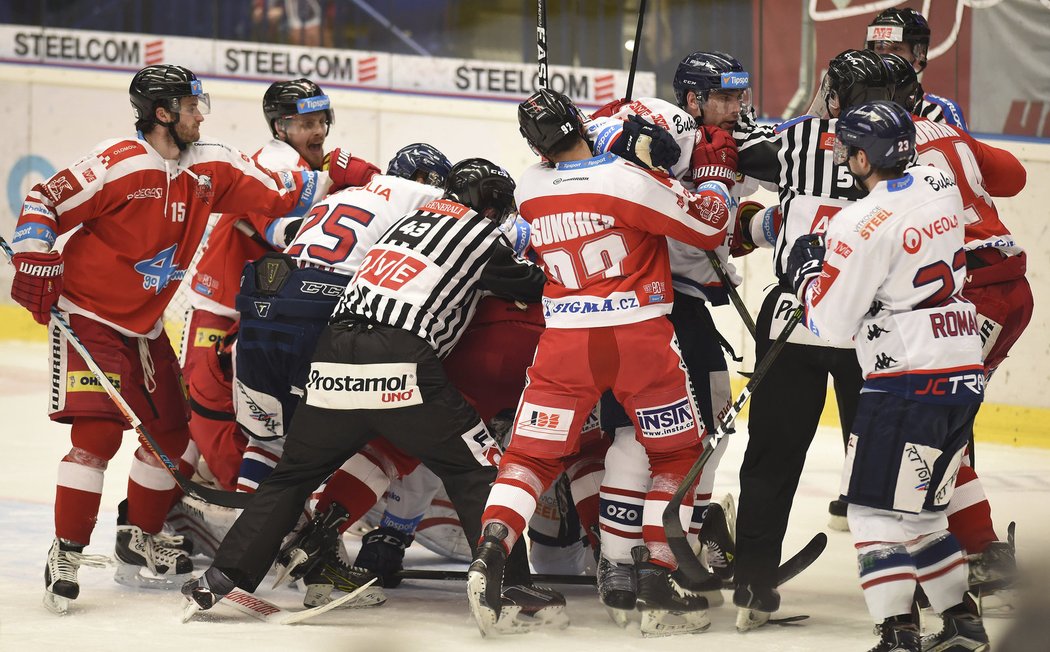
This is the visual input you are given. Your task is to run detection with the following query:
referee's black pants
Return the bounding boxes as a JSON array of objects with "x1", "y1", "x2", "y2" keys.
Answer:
[
  {"x1": 734, "y1": 288, "x2": 863, "y2": 588},
  {"x1": 211, "y1": 321, "x2": 528, "y2": 591}
]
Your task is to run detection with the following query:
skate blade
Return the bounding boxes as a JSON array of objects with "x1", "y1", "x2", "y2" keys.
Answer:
[
  {"x1": 180, "y1": 596, "x2": 202, "y2": 623},
  {"x1": 827, "y1": 514, "x2": 850, "y2": 532},
  {"x1": 696, "y1": 589, "x2": 724, "y2": 608},
  {"x1": 604, "y1": 605, "x2": 634, "y2": 628},
  {"x1": 43, "y1": 591, "x2": 72, "y2": 615},
  {"x1": 303, "y1": 584, "x2": 387, "y2": 609},
  {"x1": 639, "y1": 608, "x2": 711, "y2": 637},
  {"x1": 492, "y1": 604, "x2": 570, "y2": 635},
  {"x1": 735, "y1": 606, "x2": 770, "y2": 632},
  {"x1": 271, "y1": 549, "x2": 308, "y2": 589},
  {"x1": 113, "y1": 562, "x2": 191, "y2": 590},
  {"x1": 466, "y1": 569, "x2": 498, "y2": 637}
]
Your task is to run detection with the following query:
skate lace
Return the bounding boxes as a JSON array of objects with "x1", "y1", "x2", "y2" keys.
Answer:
[
  {"x1": 705, "y1": 541, "x2": 729, "y2": 569},
  {"x1": 153, "y1": 531, "x2": 187, "y2": 549},
  {"x1": 53, "y1": 549, "x2": 111, "y2": 581}
]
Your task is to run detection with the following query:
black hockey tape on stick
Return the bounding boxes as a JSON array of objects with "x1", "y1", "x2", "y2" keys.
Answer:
[
  {"x1": 536, "y1": 0, "x2": 548, "y2": 89},
  {"x1": 233, "y1": 218, "x2": 274, "y2": 249},
  {"x1": 0, "y1": 236, "x2": 253, "y2": 510},
  {"x1": 705, "y1": 250, "x2": 758, "y2": 340},
  {"x1": 624, "y1": 0, "x2": 647, "y2": 101},
  {"x1": 662, "y1": 302, "x2": 805, "y2": 583}
]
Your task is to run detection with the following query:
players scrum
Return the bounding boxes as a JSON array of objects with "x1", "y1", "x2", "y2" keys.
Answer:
[{"x1": 12, "y1": 6, "x2": 1022, "y2": 649}]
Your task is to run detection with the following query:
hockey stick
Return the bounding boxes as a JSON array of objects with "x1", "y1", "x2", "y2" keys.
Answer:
[
  {"x1": 0, "y1": 237, "x2": 252, "y2": 510},
  {"x1": 536, "y1": 0, "x2": 548, "y2": 89},
  {"x1": 662, "y1": 302, "x2": 805, "y2": 583},
  {"x1": 624, "y1": 0, "x2": 647, "y2": 101},
  {"x1": 705, "y1": 251, "x2": 758, "y2": 339}
]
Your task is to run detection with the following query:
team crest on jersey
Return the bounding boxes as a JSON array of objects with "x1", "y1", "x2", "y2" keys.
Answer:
[
  {"x1": 195, "y1": 171, "x2": 214, "y2": 204},
  {"x1": 44, "y1": 172, "x2": 82, "y2": 204}
]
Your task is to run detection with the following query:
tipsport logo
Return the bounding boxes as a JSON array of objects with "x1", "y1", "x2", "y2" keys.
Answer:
[
  {"x1": 720, "y1": 72, "x2": 749, "y2": 89},
  {"x1": 297, "y1": 95, "x2": 331, "y2": 113}
]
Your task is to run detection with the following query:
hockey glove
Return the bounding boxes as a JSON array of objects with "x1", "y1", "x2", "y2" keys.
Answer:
[
  {"x1": 730, "y1": 200, "x2": 764, "y2": 257},
  {"x1": 355, "y1": 526, "x2": 412, "y2": 588},
  {"x1": 610, "y1": 114, "x2": 681, "y2": 172},
  {"x1": 691, "y1": 125, "x2": 739, "y2": 189},
  {"x1": 10, "y1": 250, "x2": 63, "y2": 325},
  {"x1": 590, "y1": 97, "x2": 630, "y2": 120},
  {"x1": 786, "y1": 233, "x2": 826, "y2": 302},
  {"x1": 324, "y1": 148, "x2": 380, "y2": 191}
]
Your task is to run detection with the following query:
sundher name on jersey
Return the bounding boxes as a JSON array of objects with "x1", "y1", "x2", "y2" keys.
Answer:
[{"x1": 530, "y1": 212, "x2": 614, "y2": 247}]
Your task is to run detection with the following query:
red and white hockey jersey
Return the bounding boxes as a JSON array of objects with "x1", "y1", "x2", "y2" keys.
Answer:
[
  {"x1": 802, "y1": 167, "x2": 984, "y2": 405},
  {"x1": 587, "y1": 97, "x2": 745, "y2": 303},
  {"x1": 188, "y1": 139, "x2": 314, "y2": 317},
  {"x1": 286, "y1": 174, "x2": 442, "y2": 276},
  {"x1": 515, "y1": 152, "x2": 730, "y2": 329},
  {"x1": 13, "y1": 136, "x2": 326, "y2": 337},
  {"x1": 912, "y1": 117, "x2": 1026, "y2": 256}
]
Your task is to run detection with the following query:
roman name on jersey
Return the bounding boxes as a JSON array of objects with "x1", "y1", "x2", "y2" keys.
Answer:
[
  {"x1": 530, "y1": 212, "x2": 614, "y2": 247},
  {"x1": 930, "y1": 309, "x2": 980, "y2": 339}
]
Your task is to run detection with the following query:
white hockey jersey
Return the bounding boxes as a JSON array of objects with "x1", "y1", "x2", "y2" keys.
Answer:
[
  {"x1": 285, "y1": 174, "x2": 442, "y2": 275},
  {"x1": 585, "y1": 97, "x2": 744, "y2": 303},
  {"x1": 801, "y1": 166, "x2": 984, "y2": 405}
]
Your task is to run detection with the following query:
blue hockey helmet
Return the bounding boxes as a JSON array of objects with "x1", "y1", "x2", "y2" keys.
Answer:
[
  {"x1": 386, "y1": 143, "x2": 453, "y2": 187},
  {"x1": 672, "y1": 51, "x2": 750, "y2": 109},
  {"x1": 834, "y1": 100, "x2": 915, "y2": 168}
]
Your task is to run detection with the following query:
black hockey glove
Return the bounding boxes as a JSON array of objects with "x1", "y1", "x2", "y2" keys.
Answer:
[
  {"x1": 354, "y1": 526, "x2": 412, "y2": 588},
  {"x1": 611, "y1": 114, "x2": 681, "y2": 172},
  {"x1": 785, "y1": 233, "x2": 826, "y2": 302}
]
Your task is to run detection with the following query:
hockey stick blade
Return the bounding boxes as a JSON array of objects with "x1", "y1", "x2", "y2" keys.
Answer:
[
  {"x1": 0, "y1": 236, "x2": 252, "y2": 511},
  {"x1": 662, "y1": 303, "x2": 805, "y2": 584},
  {"x1": 774, "y1": 532, "x2": 827, "y2": 587},
  {"x1": 398, "y1": 569, "x2": 597, "y2": 586},
  {"x1": 216, "y1": 579, "x2": 378, "y2": 625}
]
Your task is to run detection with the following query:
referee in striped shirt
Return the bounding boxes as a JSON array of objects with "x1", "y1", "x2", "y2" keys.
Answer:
[{"x1": 185, "y1": 158, "x2": 546, "y2": 609}]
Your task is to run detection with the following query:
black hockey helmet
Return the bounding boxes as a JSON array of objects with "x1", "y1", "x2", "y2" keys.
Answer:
[
  {"x1": 517, "y1": 88, "x2": 586, "y2": 159},
  {"x1": 834, "y1": 100, "x2": 915, "y2": 169},
  {"x1": 865, "y1": 7, "x2": 931, "y2": 71},
  {"x1": 443, "y1": 158, "x2": 516, "y2": 224},
  {"x1": 824, "y1": 49, "x2": 892, "y2": 117},
  {"x1": 672, "y1": 51, "x2": 750, "y2": 109},
  {"x1": 263, "y1": 78, "x2": 333, "y2": 138},
  {"x1": 387, "y1": 143, "x2": 453, "y2": 187},
  {"x1": 881, "y1": 53, "x2": 923, "y2": 114},
  {"x1": 130, "y1": 64, "x2": 210, "y2": 123}
]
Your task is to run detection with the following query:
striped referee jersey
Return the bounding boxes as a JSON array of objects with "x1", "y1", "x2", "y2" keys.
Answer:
[{"x1": 332, "y1": 197, "x2": 545, "y2": 357}]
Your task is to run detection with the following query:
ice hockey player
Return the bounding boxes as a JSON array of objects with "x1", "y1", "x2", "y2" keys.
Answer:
[
  {"x1": 467, "y1": 88, "x2": 731, "y2": 637},
  {"x1": 182, "y1": 158, "x2": 547, "y2": 627},
  {"x1": 885, "y1": 54, "x2": 1030, "y2": 602},
  {"x1": 787, "y1": 99, "x2": 989, "y2": 652},
  {"x1": 181, "y1": 77, "x2": 378, "y2": 492},
  {"x1": 864, "y1": 6, "x2": 968, "y2": 129},
  {"x1": 8, "y1": 63, "x2": 350, "y2": 614},
  {"x1": 729, "y1": 49, "x2": 891, "y2": 630},
  {"x1": 582, "y1": 51, "x2": 753, "y2": 621}
]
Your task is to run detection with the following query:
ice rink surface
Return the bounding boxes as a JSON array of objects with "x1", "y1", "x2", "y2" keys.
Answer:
[{"x1": 1, "y1": 341, "x2": 1047, "y2": 651}]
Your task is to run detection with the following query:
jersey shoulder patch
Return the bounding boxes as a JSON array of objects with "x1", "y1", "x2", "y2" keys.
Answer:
[{"x1": 96, "y1": 139, "x2": 148, "y2": 169}]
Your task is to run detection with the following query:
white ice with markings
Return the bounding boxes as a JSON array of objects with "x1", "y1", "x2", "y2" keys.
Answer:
[{"x1": 1, "y1": 341, "x2": 1047, "y2": 651}]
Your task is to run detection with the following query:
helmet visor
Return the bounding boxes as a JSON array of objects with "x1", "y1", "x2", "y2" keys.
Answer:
[
  {"x1": 172, "y1": 93, "x2": 211, "y2": 116},
  {"x1": 276, "y1": 112, "x2": 332, "y2": 137}
]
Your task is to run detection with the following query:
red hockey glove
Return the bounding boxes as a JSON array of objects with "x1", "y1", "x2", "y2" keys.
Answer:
[
  {"x1": 10, "y1": 250, "x2": 64, "y2": 325},
  {"x1": 730, "y1": 200, "x2": 764, "y2": 257},
  {"x1": 590, "y1": 97, "x2": 629, "y2": 120},
  {"x1": 324, "y1": 148, "x2": 380, "y2": 191},
  {"x1": 690, "y1": 125, "x2": 738, "y2": 189}
]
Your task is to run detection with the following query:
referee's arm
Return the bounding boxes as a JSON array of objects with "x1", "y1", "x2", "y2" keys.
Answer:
[{"x1": 479, "y1": 240, "x2": 546, "y2": 303}]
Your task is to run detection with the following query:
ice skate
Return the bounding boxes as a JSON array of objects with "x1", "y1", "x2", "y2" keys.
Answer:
[
  {"x1": 492, "y1": 584, "x2": 570, "y2": 634},
  {"x1": 923, "y1": 594, "x2": 990, "y2": 652},
  {"x1": 271, "y1": 502, "x2": 349, "y2": 588},
  {"x1": 733, "y1": 583, "x2": 780, "y2": 632},
  {"x1": 969, "y1": 523, "x2": 1017, "y2": 602},
  {"x1": 302, "y1": 538, "x2": 386, "y2": 609},
  {"x1": 633, "y1": 547, "x2": 710, "y2": 637},
  {"x1": 43, "y1": 538, "x2": 111, "y2": 615},
  {"x1": 113, "y1": 524, "x2": 193, "y2": 589},
  {"x1": 466, "y1": 523, "x2": 509, "y2": 637},
  {"x1": 701, "y1": 495, "x2": 736, "y2": 582},
  {"x1": 597, "y1": 554, "x2": 636, "y2": 627},
  {"x1": 165, "y1": 493, "x2": 240, "y2": 560},
  {"x1": 180, "y1": 566, "x2": 236, "y2": 621},
  {"x1": 868, "y1": 616, "x2": 921, "y2": 652},
  {"x1": 828, "y1": 498, "x2": 850, "y2": 532}
]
